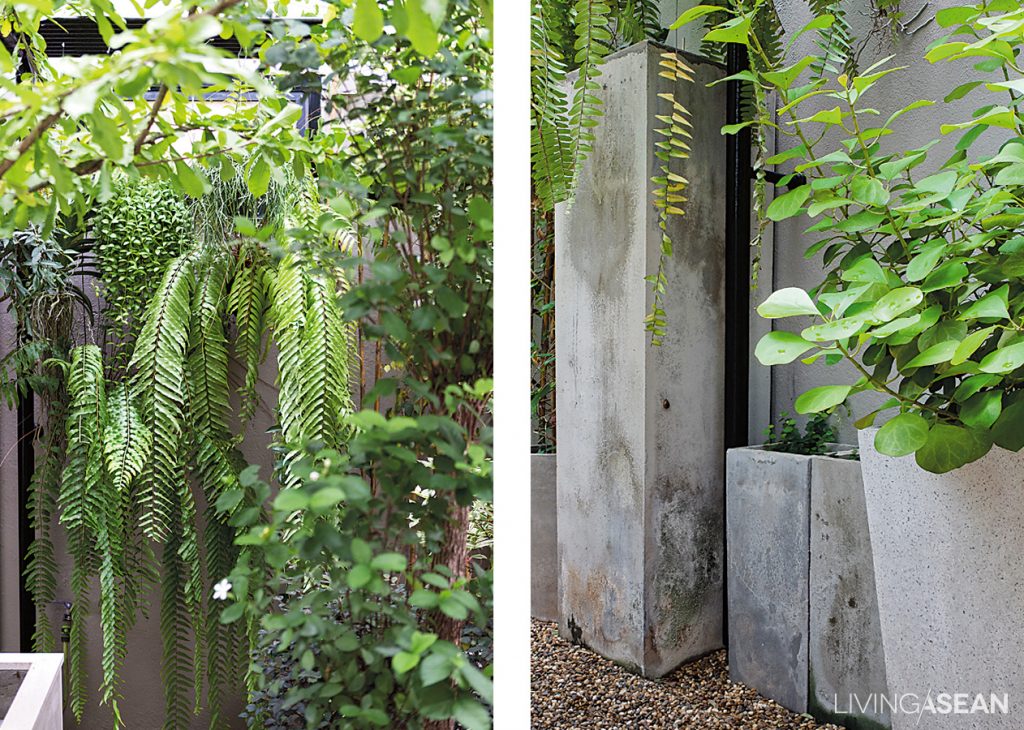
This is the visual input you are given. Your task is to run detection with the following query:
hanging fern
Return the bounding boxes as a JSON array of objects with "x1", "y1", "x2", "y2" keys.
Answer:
[
  {"x1": 567, "y1": 0, "x2": 612, "y2": 197},
  {"x1": 226, "y1": 240, "x2": 271, "y2": 426},
  {"x1": 531, "y1": 0, "x2": 573, "y2": 210},
  {"x1": 130, "y1": 253, "x2": 195, "y2": 543}
]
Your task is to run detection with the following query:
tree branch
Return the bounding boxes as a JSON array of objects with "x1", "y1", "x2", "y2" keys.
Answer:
[{"x1": 134, "y1": 85, "x2": 168, "y2": 156}]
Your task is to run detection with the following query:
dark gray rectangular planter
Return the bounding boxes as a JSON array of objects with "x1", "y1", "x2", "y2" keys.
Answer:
[
  {"x1": 531, "y1": 454, "x2": 558, "y2": 622},
  {"x1": 727, "y1": 446, "x2": 889, "y2": 730}
]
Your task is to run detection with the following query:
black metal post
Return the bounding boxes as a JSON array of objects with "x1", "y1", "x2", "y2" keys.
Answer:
[
  {"x1": 723, "y1": 42, "x2": 753, "y2": 650},
  {"x1": 17, "y1": 384, "x2": 35, "y2": 652}
]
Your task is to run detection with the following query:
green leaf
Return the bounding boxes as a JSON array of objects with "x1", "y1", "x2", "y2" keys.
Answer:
[
  {"x1": 704, "y1": 15, "x2": 751, "y2": 44},
  {"x1": 64, "y1": 80, "x2": 103, "y2": 118},
  {"x1": 873, "y1": 287, "x2": 922, "y2": 322},
  {"x1": 247, "y1": 158, "x2": 271, "y2": 197},
  {"x1": 874, "y1": 413, "x2": 930, "y2": 457},
  {"x1": 992, "y1": 400, "x2": 1024, "y2": 450},
  {"x1": 961, "y1": 391, "x2": 1002, "y2": 430},
  {"x1": 406, "y1": 0, "x2": 440, "y2": 56},
  {"x1": 347, "y1": 564, "x2": 372, "y2": 589},
  {"x1": 906, "y1": 242, "x2": 946, "y2": 282},
  {"x1": 766, "y1": 185, "x2": 810, "y2": 221},
  {"x1": 175, "y1": 161, "x2": 209, "y2": 198},
  {"x1": 370, "y1": 552, "x2": 408, "y2": 572},
  {"x1": 801, "y1": 317, "x2": 866, "y2": 343},
  {"x1": 439, "y1": 595, "x2": 469, "y2": 620},
  {"x1": 754, "y1": 331, "x2": 815, "y2": 365},
  {"x1": 979, "y1": 341, "x2": 1024, "y2": 374},
  {"x1": 273, "y1": 489, "x2": 309, "y2": 512},
  {"x1": 952, "y1": 326, "x2": 995, "y2": 365},
  {"x1": 794, "y1": 385, "x2": 851, "y2": 414},
  {"x1": 915, "y1": 424, "x2": 991, "y2": 473},
  {"x1": 420, "y1": 654, "x2": 451, "y2": 686},
  {"x1": 353, "y1": 0, "x2": 385, "y2": 41},
  {"x1": 310, "y1": 487, "x2": 346, "y2": 512},
  {"x1": 670, "y1": 4, "x2": 726, "y2": 29},
  {"x1": 392, "y1": 651, "x2": 419, "y2": 675},
  {"x1": 756, "y1": 288, "x2": 820, "y2": 319},
  {"x1": 453, "y1": 698, "x2": 491, "y2": 730},
  {"x1": 959, "y1": 285, "x2": 1009, "y2": 320},
  {"x1": 904, "y1": 341, "x2": 958, "y2": 368},
  {"x1": 850, "y1": 176, "x2": 889, "y2": 207}
]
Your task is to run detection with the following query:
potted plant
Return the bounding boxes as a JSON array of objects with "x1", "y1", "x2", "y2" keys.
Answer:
[
  {"x1": 727, "y1": 414, "x2": 888, "y2": 729},
  {"x1": 680, "y1": 3, "x2": 1024, "y2": 727}
]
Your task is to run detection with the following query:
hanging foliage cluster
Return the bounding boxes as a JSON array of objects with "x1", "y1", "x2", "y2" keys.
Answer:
[{"x1": 26, "y1": 170, "x2": 356, "y2": 729}]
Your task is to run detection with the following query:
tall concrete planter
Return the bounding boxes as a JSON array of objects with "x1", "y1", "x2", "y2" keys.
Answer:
[
  {"x1": 727, "y1": 446, "x2": 889, "y2": 730},
  {"x1": 859, "y1": 430, "x2": 1024, "y2": 730},
  {"x1": 531, "y1": 454, "x2": 558, "y2": 622},
  {"x1": 555, "y1": 40, "x2": 727, "y2": 677}
]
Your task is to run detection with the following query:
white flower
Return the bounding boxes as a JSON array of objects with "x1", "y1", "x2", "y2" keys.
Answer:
[
  {"x1": 213, "y1": 578, "x2": 232, "y2": 601},
  {"x1": 309, "y1": 471, "x2": 321, "y2": 481}
]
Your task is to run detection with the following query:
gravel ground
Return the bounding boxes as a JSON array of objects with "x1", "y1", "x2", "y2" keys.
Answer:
[{"x1": 531, "y1": 620, "x2": 844, "y2": 729}]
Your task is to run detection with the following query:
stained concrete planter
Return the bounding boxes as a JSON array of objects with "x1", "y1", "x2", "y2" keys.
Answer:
[
  {"x1": 0, "y1": 654, "x2": 63, "y2": 729},
  {"x1": 859, "y1": 430, "x2": 1024, "y2": 730},
  {"x1": 531, "y1": 454, "x2": 558, "y2": 622},
  {"x1": 727, "y1": 447, "x2": 889, "y2": 729}
]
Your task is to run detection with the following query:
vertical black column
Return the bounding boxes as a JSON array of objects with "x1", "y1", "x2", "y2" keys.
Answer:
[
  {"x1": 17, "y1": 382, "x2": 35, "y2": 652},
  {"x1": 723, "y1": 43, "x2": 752, "y2": 650}
]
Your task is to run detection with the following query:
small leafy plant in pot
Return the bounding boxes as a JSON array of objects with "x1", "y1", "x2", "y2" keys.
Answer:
[{"x1": 678, "y1": 1, "x2": 1024, "y2": 726}]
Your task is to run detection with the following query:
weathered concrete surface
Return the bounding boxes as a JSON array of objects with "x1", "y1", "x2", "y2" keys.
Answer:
[
  {"x1": 727, "y1": 447, "x2": 810, "y2": 712},
  {"x1": 531, "y1": 454, "x2": 558, "y2": 622},
  {"x1": 860, "y1": 430, "x2": 1024, "y2": 730},
  {"x1": 728, "y1": 446, "x2": 889, "y2": 729},
  {"x1": 810, "y1": 455, "x2": 890, "y2": 730},
  {"x1": 556, "y1": 40, "x2": 726, "y2": 677}
]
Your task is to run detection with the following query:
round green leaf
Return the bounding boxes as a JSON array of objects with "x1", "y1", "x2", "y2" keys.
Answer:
[
  {"x1": 794, "y1": 385, "x2": 851, "y2": 414},
  {"x1": 873, "y1": 287, "x2": 923, "y2": 322},
  {"x1": 756, "y1": 287, "x2": 820, "y2": 319},
  {"x1": 370, "y1": 552, "x2": 408, "y2": 572},
  {"x1": 992, "y1": 400, "x2": 1024, "y2": 451},
  {"x1": 915, "y1": 424, "x2": 992, "y2": 474},
  {"x1": 392, "y1": 651, "x2": 419, "y2": 675},
  {"x1": 353, "y1": 0, "x2": 385, "y2": 41},
  {"x1": 273, "y1": 489, "x2": 309, "y2": 512},
  {"x1": 904, "y1": 340, "x2": 958, "y2": 369},
  {"x1": 347, "y1": 564, "x2": 372, "y2": 589},
  {"x1": 874, "y1": 413, "x2": 930, "y2": 457},
  {"x1": 979, "y1": 341, "x2": 1024, "y2": 374},
  {"x1": 766, "y1": 185, "x2": 811, "y2": 221},
  {"x1": 801, "y1": 317, "x2": 866, "y2": 343},
  {"x1": 961, "y1": 390, "x2": 1002, "y2": 430},
  {"x1": 754, "y1": 331, "x2": 816, "y2": 365}
]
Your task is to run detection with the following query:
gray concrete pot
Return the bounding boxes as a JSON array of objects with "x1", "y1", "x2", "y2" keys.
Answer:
[
  {"x1": 531, "y1": 454, "x2": 558, "y2": 622},
  {"x1": 859, "y1": 430, "x2": 1024, "y2": 729},
  {"x1": 727, "y1": 446, "x2": 889, "y2": 730}
]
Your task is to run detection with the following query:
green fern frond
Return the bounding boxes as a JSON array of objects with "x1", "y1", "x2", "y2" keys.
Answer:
[
  {"x1": 808, "y1": 1, "x2": 855, "y2": 78},
  {"x1": 531, "y1": 0, "x2": 573, "y2": 210},
  {"x1": 188, "y1": 247, "x2": 232, "y2": 441},
  {"x1": 104, "y1": 383, "x2": 152, "y2": 495},
  {"x1": 226, "y1": 241, "x2": 271, "y2": 426},
  {"x1": 203, "y1": 514, "x2": 240, "y2": 730},
  {"x1": 26, "y1": 392, "x2": 67, "y2": 652},
  {"x1": 160, "y1": 518, "x2": 194, "y2": 730},
  {"x1": 131, "y1": 253, "x2": 196, "y2": 542},
  {"x1": 568, "y1": 0, "x2": 612, "y2": 196}
]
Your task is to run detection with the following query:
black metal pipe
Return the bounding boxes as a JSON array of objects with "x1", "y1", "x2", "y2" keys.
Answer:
[
  {"x1": 723, "y1": 42, "x2": 753, "y2": 651},
  {"x1": 17, "y1": 385, "x2": 35, "y2": 652}
]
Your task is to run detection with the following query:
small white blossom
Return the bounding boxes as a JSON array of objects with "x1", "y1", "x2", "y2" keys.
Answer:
[
  {"x1": 309, "y1": 471, "x2": 321, "y2": 481},
  {"x1": 213, "y1": 578, "x2": 232, "y2": 601}
]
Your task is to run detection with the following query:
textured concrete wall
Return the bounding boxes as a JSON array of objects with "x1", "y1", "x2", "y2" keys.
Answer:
[
  {"x1": 555, "y1": 40, "x2": 726, "y2": 677},
  {"x1": 531, "y1": 454, "x2": 558, "y2": 622},
  {"x1": 860, "y1": 432, "x2": 1024, "y2": 730}
]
